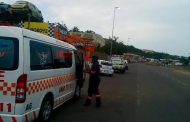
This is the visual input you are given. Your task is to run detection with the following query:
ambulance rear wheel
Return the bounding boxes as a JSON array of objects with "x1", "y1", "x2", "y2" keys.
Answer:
[{"x1": 38, "y1": 96, "x2": 53, "y2": 122}]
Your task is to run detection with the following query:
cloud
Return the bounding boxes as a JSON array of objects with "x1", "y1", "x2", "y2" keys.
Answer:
[{"x1": 4, "y1": 0, "x2": 190, "y2": 56}]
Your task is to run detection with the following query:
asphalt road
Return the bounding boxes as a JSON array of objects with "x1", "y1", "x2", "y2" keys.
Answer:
[{"x1": 51, "y1": 63, "x2": 190, "y2": 122}]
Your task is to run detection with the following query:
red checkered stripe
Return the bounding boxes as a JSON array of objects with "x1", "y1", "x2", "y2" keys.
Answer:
[
  {"x1": 27, "y1": 74, "x2": 75, "y2": 95},
  {"x1": 0, "y1": 116, "x2": 19, "y2": 122},
  {"x1": 0, "y1": 70, "x2": 4, "y2": 82},
  {"x1": 0, "y1": 71, "x2": 16, "y2": 96}
]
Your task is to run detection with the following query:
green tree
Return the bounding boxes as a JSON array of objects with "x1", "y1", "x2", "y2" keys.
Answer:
[
  {"x1": 85, "y1": 30, "x2": 95, "y2": 34},
  {"x1": 71, "y1": 26, "x2": 80, "y2": 32},
  {"x1": 180, "y1": 57, "x2": 189, "y2": 65}
]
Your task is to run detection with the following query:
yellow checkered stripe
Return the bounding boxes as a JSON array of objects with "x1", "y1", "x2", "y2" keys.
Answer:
[{"x1": 27, "y1": 74, "x2": 75, "y2": 95}]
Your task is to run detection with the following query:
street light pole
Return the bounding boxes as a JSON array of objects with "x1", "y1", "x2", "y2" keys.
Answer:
[{"x1": 110, "y1": 7, "x2": 119, "y2": 59}]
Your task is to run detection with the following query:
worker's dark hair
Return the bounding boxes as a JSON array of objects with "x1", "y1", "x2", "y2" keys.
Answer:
[{"x1": 92, "y1": 55, "x2": 98, "y2": 63}]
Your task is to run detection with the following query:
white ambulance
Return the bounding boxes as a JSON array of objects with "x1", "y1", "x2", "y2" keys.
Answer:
[{"x1": 0, "y1": 26, "x2": 84, "y2": 122}]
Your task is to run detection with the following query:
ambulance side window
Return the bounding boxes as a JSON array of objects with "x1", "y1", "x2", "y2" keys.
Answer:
[
  {"x1": 52, "y1": 46, "x2": 72, "y2": 68},
  {"x1": 30, "y1": 41, "x2": 53, "y2": 70}
]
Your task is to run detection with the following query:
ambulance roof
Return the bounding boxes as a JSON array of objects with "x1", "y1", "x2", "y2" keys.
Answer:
[{"x1": 0, "y1": 26, "x2": 76, "y2": 50}]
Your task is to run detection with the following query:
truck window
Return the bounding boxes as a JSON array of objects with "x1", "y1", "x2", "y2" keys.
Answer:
[{"x1": 0, "y1": 37, "x2": 18, "y2": 70}]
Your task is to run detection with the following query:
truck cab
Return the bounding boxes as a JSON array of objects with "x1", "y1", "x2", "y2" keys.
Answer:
[{"x1": 111, "y1": 55, "x2": 126, "y2": 73}]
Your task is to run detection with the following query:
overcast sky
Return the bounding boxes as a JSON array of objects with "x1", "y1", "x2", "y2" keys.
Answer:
[{"x1": 6, "y1": 0, "x2": 190, "y2": 56}]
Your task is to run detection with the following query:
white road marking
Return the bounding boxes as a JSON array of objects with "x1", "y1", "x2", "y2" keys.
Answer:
[
  {"x1": 176, "y1": 80, "x2": 186, "y2": 86},
  {"x1": 137, "y1": 95, "x2": 140, "y2": 106},
  {"x1": 136, "y1": 83, "x2": 140, "y2": 106},
  {"x1": 137, "y1": 66, "x2": 141, "y2": 106}
]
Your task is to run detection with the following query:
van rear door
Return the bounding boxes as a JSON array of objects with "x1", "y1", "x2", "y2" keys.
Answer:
[{"x1": 0, "y1": 36, "x2": 21, "y2": 115}]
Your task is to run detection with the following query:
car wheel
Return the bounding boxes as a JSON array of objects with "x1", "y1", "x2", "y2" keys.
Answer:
[
  {"x1": 122, "y1": 70, "x2": 125, "y2": 73},
  {"x1": 38, "y1": 95, "x2": 53, "y2": 122}
]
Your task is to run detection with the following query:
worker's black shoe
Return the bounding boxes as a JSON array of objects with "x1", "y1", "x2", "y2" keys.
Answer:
[
  {"x1": 84, "y1": 99, "x2": 91, "y2": 106},
  {"x1": 96, "y1": 98, "x2": 101, "y2": 107}
]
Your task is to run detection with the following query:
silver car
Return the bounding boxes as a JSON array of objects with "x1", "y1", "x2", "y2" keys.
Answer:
[{"x1": 98, "y1": 60, "x2": 114, "y2": 76}]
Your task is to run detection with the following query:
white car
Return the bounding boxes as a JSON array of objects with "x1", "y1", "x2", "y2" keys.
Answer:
[{"x1": 98, "y1": 60, "x2": 114, "y2": 76}]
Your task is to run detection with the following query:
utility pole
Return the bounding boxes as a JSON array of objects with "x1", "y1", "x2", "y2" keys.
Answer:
[{"x1": 110, "y1": 7, "x2": 120, "y2": 60}]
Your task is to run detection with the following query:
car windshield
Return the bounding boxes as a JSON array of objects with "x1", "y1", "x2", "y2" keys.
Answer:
[
  {"x1": 0, "y1": 37, "x2": 18, "y2": 70},
  {"x1": 101, "y1": 61, "x2": 112, "y2": 66},
  {"x1": 16, "y1": 1, "x2": 27, "y2": 4},
  {"x1": 112, "y1": 60, "x2": 122, "y2": 64}
]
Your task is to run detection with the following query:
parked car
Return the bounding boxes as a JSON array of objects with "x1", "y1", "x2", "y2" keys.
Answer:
[
  {"x1": 0, "y1": 2, "x2": 12, "y2": 21},
  {"x1": 11, "y1": 1, "x2": 43, "y2": 22},
  {"x1": 98, "y1": 60, "x2": 114, "y2": 76}
]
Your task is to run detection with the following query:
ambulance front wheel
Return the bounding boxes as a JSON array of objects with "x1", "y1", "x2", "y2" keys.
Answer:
[{"x1": 38, "y1": 95, "x2": 53, "y2": 122}]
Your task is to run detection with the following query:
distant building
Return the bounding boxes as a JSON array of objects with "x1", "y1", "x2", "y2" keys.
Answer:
[
  {"x1": 142, "y1": 49, "x2": 155, "y2": 53},
  {"x1": 123, "y1": 53, "x2": 141, "y2": 63},
  {"x1": 70, "y1": 32, "x2": 106, "y2": 47},
  {"x1": 104, "y1": 38, "x2": 112, "y2": 45}
]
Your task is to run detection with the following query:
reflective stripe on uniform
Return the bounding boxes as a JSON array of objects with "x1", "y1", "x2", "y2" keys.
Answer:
[
  {"x1": 95, "y1": 94, "x2": 101, "y2": 98},
  {"x1": 87, "y1": 96, "x2": 92, "y2": 100}
]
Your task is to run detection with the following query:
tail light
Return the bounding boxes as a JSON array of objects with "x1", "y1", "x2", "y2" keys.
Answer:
[{"x1": 16, "y1": 74, "x2": 27, "y2": 103}]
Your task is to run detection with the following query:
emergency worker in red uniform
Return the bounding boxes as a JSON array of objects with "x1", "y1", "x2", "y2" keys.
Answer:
[{"x1": 84, "y1": 56, "x2": 101, "y2": 107}]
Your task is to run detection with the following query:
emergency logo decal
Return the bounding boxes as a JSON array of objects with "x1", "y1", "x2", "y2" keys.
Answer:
[{"x1": 37, "y1": 52, "x2": 49, "y2": 66}]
